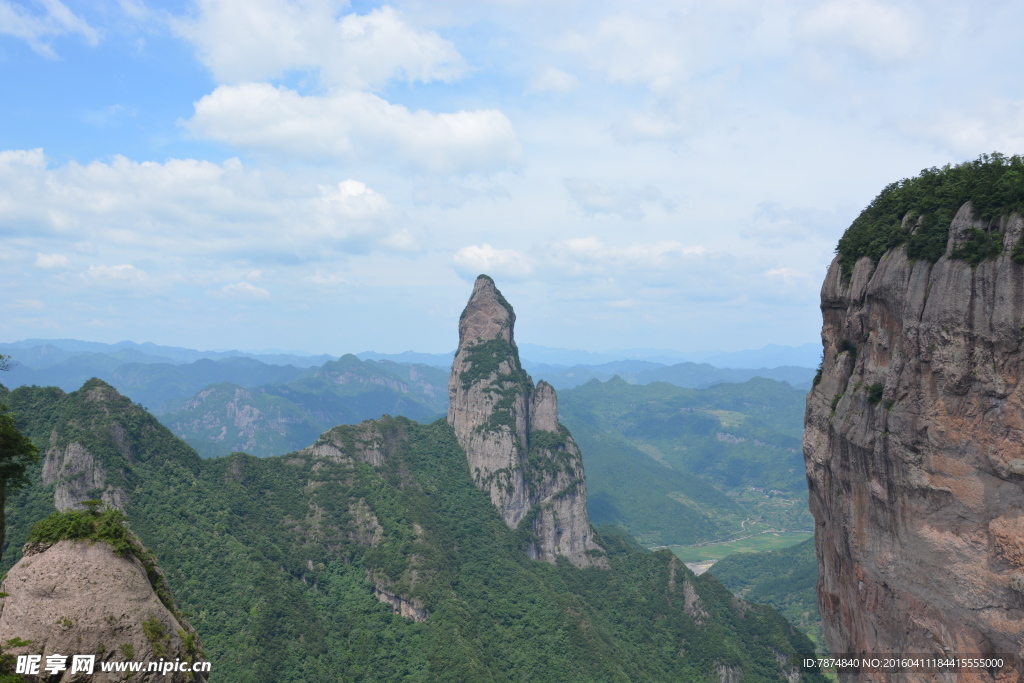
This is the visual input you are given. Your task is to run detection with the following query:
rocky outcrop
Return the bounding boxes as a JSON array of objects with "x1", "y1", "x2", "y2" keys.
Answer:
[
  {"x1": 805, "y1": 207, "x2": 1024, "y2": 680},
  {"x1": 448, "y1": 275, "x2": 605, "y2": 568},
  {"x1": 0, "y1": 540, "x2": 206, "y2": 682},
  {"x1": 41, "y1": 382, "x2": 136, "y2": 512}
]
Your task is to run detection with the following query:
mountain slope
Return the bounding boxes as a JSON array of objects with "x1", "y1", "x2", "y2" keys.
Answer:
[
  {"x1": 158, "y1": 355, "x2": 448, "y2": 457},
  {"x1": 1, "y1": 378, "x2": 823, "y2": 682},
  {"x1": 559, "y1": 376, "x2": 813, "y2": 546}
]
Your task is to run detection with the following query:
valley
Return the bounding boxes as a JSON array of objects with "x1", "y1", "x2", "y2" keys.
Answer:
[{"x1": 0, "y1": 279, "x2": 825, "y2": 682}]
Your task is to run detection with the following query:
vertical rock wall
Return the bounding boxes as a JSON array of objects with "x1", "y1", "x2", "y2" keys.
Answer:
[
  {"x1": 448, "y1": 275, "x2": 605, "y2": 568},
  {"x1": 805, "y1": 207, "x2": 1024, "y2": 681}
]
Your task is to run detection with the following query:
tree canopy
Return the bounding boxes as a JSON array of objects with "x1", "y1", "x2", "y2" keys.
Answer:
[{"x1": 0, "y1": 404, "x2": 40, "y2": 562}]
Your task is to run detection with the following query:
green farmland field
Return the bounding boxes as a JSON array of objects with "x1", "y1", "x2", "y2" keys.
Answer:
[{"x1": 666, "y1": 531, "x2": 814, "y2": 564}]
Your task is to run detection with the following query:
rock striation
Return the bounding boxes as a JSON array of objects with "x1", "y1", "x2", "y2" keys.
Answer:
[
  {"x1": 805, "y1": 206, "x2": 1024, "y2": 681},
  {"x1": 448, "y1": 275, "x2": 605, "y2": 568},
  {"x1": 0, "y1": 540, "x2": 206, "y2": 682}
]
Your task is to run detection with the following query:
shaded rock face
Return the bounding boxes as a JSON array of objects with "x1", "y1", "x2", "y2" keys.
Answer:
[
  {"x1": 448, "y1": 275, "x2": 605, "y2": 568},
  {"x1": 805, "y1": 207, "x2": 1024, "y2": 680},
  {"x1": 0, "y1": 540, "x2": 206, "y2": 682}
]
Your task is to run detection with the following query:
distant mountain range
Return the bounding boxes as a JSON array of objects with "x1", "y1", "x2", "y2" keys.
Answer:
[
  {"x1": 2, "y1": 338, "x2": 820, "y2": 372},
  {"x1": 357, "y1": 342, "x2": 822, "y2": 370},
  {"x1": 0, "y1": 338, "x2": 817, "y2": 458}
]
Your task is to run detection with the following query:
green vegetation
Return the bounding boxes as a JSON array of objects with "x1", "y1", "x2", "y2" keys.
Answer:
[
  {"x1": 27, "y1": 502, "x2": 138, "y2": 556},
  {"x1": 159, "y1": 354, "x2": 448, "y2": 458},
  {"x1": 0, "y1": 637, "x2": 30, "y2": 683},
  {"x1": 559, "y1": 377, "x2": 812, "y2": 547},
  {"x1": 866, "y1": 382, "x2": 884, "y2": 405},
  {"x1": 951, "y1": 228, "x2": 1005, "y2": 266},
  {"x1": 0, "y1": 404, "x2": 40, "y2": 563},
  {"x1": 835, "y1": 153, "x2": 1024, "y2": 275},
  {"x1": 709, "y1": 538, "x2": 822, "y2": 648},
  {"x1": 1, "y1": 379, "x2": 823, "y2": 682}
]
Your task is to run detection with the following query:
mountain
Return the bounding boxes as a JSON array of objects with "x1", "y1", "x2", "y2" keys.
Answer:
[
  {"x1": 447, "y1": 275, "x2": 602, "y2": 567},
  {"x1": 528, "y1": 361, "x2": 816, "y2": 391},
  {"x1": 158, "y1": 355, "x2": 449, "y2": 457},
  {"x1": 558, "y1": 376, "x2": 813, "y2": 547},
  {"x1": 806, "y1": 156, "x2": 1024, "y2": 671},
  {"x1": 0, "y1": 339, "x2": 335, "y2": 368},
  {"x1": 0, "y1": 277, "x2": 824, "y2": 682}
]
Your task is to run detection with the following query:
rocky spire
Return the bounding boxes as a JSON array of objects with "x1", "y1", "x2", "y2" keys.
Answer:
[{"x1": 448, "y1": 275, "x2": 605, "y2": 568}]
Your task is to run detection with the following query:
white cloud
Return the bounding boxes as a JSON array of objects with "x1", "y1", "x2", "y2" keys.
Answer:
[
  {"x1": 526, "y1": 66, "x2": 579, "y2": 94},
  {"x1": 548, "y1": 237, "x2": 706, "y2": 275},
  {"x1": 81, "y1": 264, "x2": 148, "y2": 289},
  {"x1": 452, "y1": 244, "x2": 533, "y2": 281},
  {"x1": 33, "y1": 253, "x2": 71, "y2": 269},
  {"x1": 0, "y1": 149, "x2": 409, "y2": 259},
  {"x1": 0, "y1": 0, "x2": 99, "y2": 57},
  {"x1": 562, "y1": 13, "x2": 687, "y2": 93},
  {"x1": 797, "y1": 0, "x2": 922, "y2": 63},
  {"x1": 452, "y1": 237, "x2": 707, "y2": 284},
  {"x1": 765, "y1": 267, "x2": 810, "y2": 285},
  {"x1": 741, "y1": 202, "x2": 849, "y2": 247},
  {"x1": 184, "y1": 84, "x2": 520, "y2": 174},
  {"x1": 219, "y1": 281, "x2": 271, "y2": 299},
  {"x1": 174, "y1": 2, "x2": 466, "y2": 89},
  {"x1": 563, "y1": 177, "x2": 674, "y2": 220},
  {"x1": 903, "y1": 100, "x2": 1024, "y2": 156}
]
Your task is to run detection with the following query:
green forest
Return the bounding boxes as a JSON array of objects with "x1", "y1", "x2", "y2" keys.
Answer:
[
  {"x1": 559, "y1": 376, "x2": 812, "y2": 547},
  {"x1": 835, "y1": 152, "x2": 1024, "y2": 274},
  {"x1": 0, "y1": 379, "x2": 823, "y2": 682}
]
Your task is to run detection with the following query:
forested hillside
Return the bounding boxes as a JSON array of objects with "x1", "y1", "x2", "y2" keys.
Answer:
[
  {"x1": 709, "y1": 539, "x2": 822, "y2": 646},
  {"x1": 559, "y1": 377, "x2": 812, "y2": 547},
  {"x1": 0, "y1": 379, "x2": 822, "y2": 682}
]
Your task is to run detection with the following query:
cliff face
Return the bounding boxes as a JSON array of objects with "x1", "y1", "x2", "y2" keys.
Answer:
[
  {"x1": 448, "y1": 275, "x2": 605, "y2": 568},
  {"x1": 805, "y1": 206, "x2": 1024, "y2": 679},
  {"x1": 0, "y1": 540, "x2": 206, "y2": 682}
]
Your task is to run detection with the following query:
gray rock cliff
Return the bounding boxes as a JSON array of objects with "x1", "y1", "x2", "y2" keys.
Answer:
[
  {"x1": 0, "y1": 540, "x2": 206, "y2": 682},
  {"x1": 447, "y1": 275, "x2": 605, "y2": 568},
  {"x1": 805, "y1": 207, "x2": 1024, "y2": 681}
]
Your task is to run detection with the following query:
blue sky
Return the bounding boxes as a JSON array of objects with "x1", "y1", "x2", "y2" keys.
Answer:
[{"x1": 2, "y1": 0, "x2": 1023, "y2": 355}]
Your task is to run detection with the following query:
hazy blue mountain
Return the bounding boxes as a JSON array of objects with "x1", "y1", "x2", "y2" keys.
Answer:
[
  {"x1": 697, "y1": 343, "x2": 821, "y2": 369},
  {"x1": 529, "y1": 361, "x2": 816, "y2": 391},
  {"x1": 0, "y1": 339, "x2": 334, "y2": 369},
  {"x1": 356, "y1": 350, "x2": 454, "y2": 367},
  {"x1": 158, "y1": 355, "x2": 449, "y2": 457}
]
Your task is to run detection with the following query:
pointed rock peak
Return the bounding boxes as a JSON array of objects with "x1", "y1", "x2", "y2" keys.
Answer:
[
  {"x1": 447, "y1": 276, "x2": 606, "y2": 569},
  {"x1": 458, "y1": 274, "x2": 516, "y2": 347},
  {"x1": 529, "y1": 381, "x2": 559, "y2": 433}
]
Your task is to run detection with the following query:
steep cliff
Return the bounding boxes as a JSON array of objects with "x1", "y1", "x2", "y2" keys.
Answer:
[
  {"x1": 806, "y1": 160, "x2": 1024, "y2": 681},
  {"x1": 0, "y1": 519, "x2": 206, "y2": 682},
  {"x1": 447, "y1": 275, "x2": 605, "y2": 568}
]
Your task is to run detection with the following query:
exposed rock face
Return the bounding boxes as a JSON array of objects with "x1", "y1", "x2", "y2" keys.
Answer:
[
  {"x1": 42, "y1": 382, "x2": 134, "y2": 512},
  {"x1": 0, "y1": 540, "x2": 206, "y2": 682},
  {"x1": 805, "y1": 207, "x2": 1024, "y2": 680},
  {"x1": 448, "y1": 275, "x2": 605, "y2": 568}
]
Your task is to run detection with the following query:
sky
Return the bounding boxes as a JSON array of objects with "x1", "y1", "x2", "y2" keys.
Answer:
[{"x1": 2, "y1": 0, "x2": 1023, "y2": 356}]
